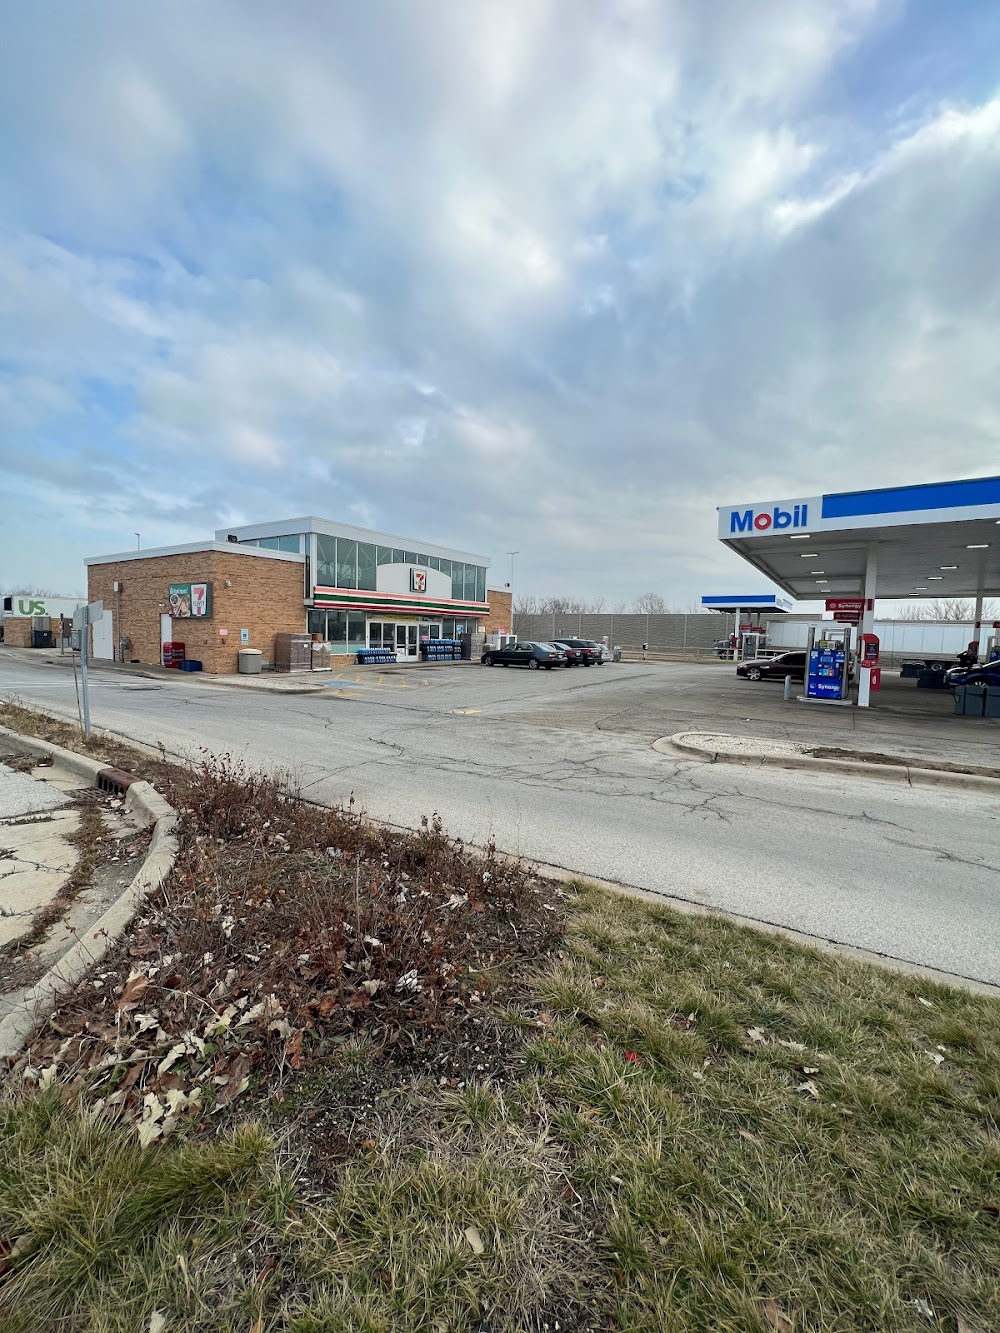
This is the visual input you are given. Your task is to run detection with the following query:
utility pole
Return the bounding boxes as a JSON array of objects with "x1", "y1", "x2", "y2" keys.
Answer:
[{"x1": 506, "y1": 550, "x2": 519, "y2": 635}]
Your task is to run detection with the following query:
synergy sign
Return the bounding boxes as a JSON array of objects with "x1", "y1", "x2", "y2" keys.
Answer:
[{"x1": 719, "y1": 496, "x2": 820, "y2": 539}]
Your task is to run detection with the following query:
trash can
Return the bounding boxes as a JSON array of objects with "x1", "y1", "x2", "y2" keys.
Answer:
[{"x1": 238, "y1": 648, "x2": 263, "y2": 675}]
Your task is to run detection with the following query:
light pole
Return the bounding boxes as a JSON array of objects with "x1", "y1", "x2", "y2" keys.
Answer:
[
  {"x1": 134, "y1": 533, "x2": 141, "y2": 550},
  {"x1": 506, "y1": 551, "x2": 518, "y2": 635}
]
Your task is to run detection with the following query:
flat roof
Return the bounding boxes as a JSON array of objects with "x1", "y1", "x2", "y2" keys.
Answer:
[
  {"x1": 85, "y1": 541, "x2": 305, "y2": 566},
  {"x1": 717, "y1": 475, "x2": 1000, "y2": 600},
  {"x1": 701, "y1": 594, "x2": 792, "y2": 613},
  {"x1": 215, "y1": 516, "x2": 489, "y2": 567}
]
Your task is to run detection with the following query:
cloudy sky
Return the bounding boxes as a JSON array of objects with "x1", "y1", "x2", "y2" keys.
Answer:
[{"x1": 2, "y1": 1, "x2": 999, "y2": 605}]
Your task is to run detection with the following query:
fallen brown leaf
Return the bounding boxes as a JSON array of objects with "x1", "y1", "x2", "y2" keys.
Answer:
[
  {"x1": 463, "y1": 1224, "x2": 485, "y2": 1255},
  {"x1": 796, "y1": 1080, "x2": 821, "y2": 1100},
  {"x1": 762, "y1": 1297, "x2": 794, "y2": 1331},
  {"x1": 214, "y1": 1053, "x2": 251, "y2": 1109},
  {"x1": 116, "y1": 974, "x2": 150, "y2": 1011},
  {"x1": 284, "y1": 1030, "x2": 304, "y2": 1071},
  {"x1": 747, "y1": 1027, "x2": 768, "y2": 1044}
]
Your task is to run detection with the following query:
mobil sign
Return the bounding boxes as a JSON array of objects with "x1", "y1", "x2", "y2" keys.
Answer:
[{"x1": 719, "y1": 496, "x2": 820, "y2": 539}]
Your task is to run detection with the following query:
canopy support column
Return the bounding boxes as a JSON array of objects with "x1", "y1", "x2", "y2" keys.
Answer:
[{"x1": 857, "y1": 544, "x2": 878, "y2": 708}]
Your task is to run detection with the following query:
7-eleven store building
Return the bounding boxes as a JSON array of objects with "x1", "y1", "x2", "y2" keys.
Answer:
[{"x1": 217, "y1": 517, "x2": 491, "y2": 661}]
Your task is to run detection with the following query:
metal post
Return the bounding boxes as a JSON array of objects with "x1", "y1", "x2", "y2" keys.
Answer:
[
  {"x1": 783, "y1": 675, "x2": 792, "y2": 701},
  {"x1": 973, "y1": 583, "x2": 984, "y2": 660},
  {"x1": 80, "y1": 613, "x2": 91, "y2": 739},
  {"x1": 858, "y1": 544, "x2": 878, "y2": 707},
  {"x1": 805, "y1": 626, "x2": 815, "y2": 698},
  {"x1": 841, "y1": 625, "x2": 852, "y2": 701}
]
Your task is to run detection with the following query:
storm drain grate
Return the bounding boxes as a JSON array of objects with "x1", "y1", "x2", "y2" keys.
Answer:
[{"x1": 96, "y1": 767, "x2": 138, "y2": 795}]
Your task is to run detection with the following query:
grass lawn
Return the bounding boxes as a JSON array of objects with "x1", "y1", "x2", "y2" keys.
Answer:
[{"x1": 1, "y1": 701, "x2": 998, "y2": 1331}]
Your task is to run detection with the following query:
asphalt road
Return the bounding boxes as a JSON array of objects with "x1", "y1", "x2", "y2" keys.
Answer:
[{"x1": 2, "y1": 652, "x2": 1000, "y2": 986}]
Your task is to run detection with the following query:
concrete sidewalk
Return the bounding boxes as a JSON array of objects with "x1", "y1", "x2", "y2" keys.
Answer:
[
  {"x1": 0, "y1": 644, "x2": 478, "y2": 695},
  {"x1": 0, "y1": 757, "x2": 80, "y2": 949}
]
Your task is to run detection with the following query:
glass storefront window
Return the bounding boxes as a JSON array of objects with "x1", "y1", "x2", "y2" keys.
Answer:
[
  {"x1": 439, "y1": 558, "x2": 451, "y2": 577},
  {"x1": 376, "y1": 546, "x2": 392, "y2": 565},
  {"x1": 358, "y1": 542, "x2": 377, "y2": 590},
  {"x1": 279, "y1": 535, "x2": 301, "y2": 553},
  {"x1": 428, "y1": 556, "x2": 440, "y2": 571},
  {"x1": 476, "y1": 567, "x2": 486, "y2": 602},
  {"x1": 392, "y1": 549, "x2": 405, "y2": 563},
  {"x1": 416, "y1": 552, "x2": 428, "y2": 566},
  {"x1": 337, "y1": 538, "x2": 357, "y2": 589},
  {"x1": 307, "y1": 610, "x2": 327, "y2": 636},
  {"x1": 317, "y1": 535, "x2": 337, "y2": 585},
  {"x1": 404, "y1": 551, "x2": 419, "y2": 564},
  {"x1": 463, "y1": 565, "x2": 477, "y2": 600},
  {"x1": 347, "y1": 612, "x2": 366, "y2": 644},
  {"x1": 259, "y1": 536, "x2": 280, "y2": 550},
  {"x1": 327, "y1": 611, "x2": 347, "y2": 643},
  {"x1": 442, "y1": 618, "x2": 455, "y2": 639},
  {"x1": 452, "y1": 563, "x2": 465, "y2": 601}
]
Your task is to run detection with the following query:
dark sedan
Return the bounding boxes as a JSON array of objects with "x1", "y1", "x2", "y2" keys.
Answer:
[
  {"x1": 736, "y1": 651, "x2": 806, "y2": 682},
  {"x1": 481, "y1": 641, "x2": 567, "y2": 669},
  {"x1": 944, "y1": 661, "x2": 1000, "y2": 690},
  {"x1": 552, "y1": 638, "x2": 601, "y2": 666}
]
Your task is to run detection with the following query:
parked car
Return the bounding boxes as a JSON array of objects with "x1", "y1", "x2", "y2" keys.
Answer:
[
  {"x1": 552, "y1": 638, "x2": 601, "y2": 666},
  {"x1": 944, "y1": 662, "x2": 1000, "y2": 690},
  {"x1": 738, "y1": 650, "x2": 856, "y2": 683},
  {"x1": 481, "y1": 641, "x2": 567, "y2": 670},
  {"x1": 713, "y1": 637, "x2": 735, "y2": 658},
  {"x1": 736, "y1": 651, "x2": 807, "y2": 682}
]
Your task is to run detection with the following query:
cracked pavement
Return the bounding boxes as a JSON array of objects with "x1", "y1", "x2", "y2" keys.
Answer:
[
  {"x1": 2, "y1": 652, "x2": 999, "y2": 985},
  {"x1": 0, "y1": 761, "x2": 77, "y2": 947}
]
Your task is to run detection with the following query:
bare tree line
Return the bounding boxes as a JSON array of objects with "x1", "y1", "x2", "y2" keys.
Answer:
[
  {"x1": 515, "y1": 592, "x2": 710, "y2": 615},
  {"x1": 894, "y1": 598, "x2": 1000, "y2": 622},
  {"x1": 1, "y1": 583, "x2": 84, "y2": 598}
]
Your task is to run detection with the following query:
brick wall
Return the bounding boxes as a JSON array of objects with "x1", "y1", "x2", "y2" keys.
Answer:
[
  {"x1": 484, "y1": 588, "x2": 512, "y2": 635},
  {"x1": 87, "y1": 550, "x2": 306, "y2": 674},
  {"x1": 2, "y1": 618, "x2": 33, "y2": 647}
]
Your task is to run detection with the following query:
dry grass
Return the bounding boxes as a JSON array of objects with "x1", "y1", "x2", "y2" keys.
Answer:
[
  {"x1": 1, "y1": 702, "x2": 999, "y2": 1331},
  {"x1": 526, "y1": 884, "x2": 1000, "y2": 1332}
]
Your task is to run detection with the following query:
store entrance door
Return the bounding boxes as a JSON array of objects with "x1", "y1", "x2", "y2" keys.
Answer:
[{"x1": 394, "y1": 624, "x2": 419, "y2": 661}]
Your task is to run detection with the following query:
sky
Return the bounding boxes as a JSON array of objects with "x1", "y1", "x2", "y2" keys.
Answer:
[{"x1": 2, "y1": 0, "x2": 1000, "y2": 607}]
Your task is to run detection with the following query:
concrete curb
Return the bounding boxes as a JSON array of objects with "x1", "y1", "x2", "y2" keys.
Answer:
[
  {"x1": 0, "y1": 727, "x2": 179, "y2": 1062},
  {"x1": 657, "y1": 733, "x2": 1000, "y2": 794}
]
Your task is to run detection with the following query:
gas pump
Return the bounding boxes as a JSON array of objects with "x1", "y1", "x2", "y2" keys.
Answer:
[
  {"x1": 805, "y1": 625, "x2": 852, "y2": 701},
  {"x1": 858, "y1": 632, "x2": 880, "y2": 703}
]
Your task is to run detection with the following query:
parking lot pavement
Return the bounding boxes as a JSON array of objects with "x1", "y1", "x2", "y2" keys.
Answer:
[
  {"x1": 3, "y1": 651, "x2": 1000, "y2": 985},
  {"x1": 498, "y1": 660, "x2": 999, "y2": 771}
]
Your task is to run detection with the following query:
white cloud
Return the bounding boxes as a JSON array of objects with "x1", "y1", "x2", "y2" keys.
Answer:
[{"x1": 4, "y1": 0, "x2": 1000, "y2": 605}]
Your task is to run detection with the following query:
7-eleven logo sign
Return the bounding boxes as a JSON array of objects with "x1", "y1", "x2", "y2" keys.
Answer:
[{"x1": 410, "y1": 568, "x2": 427, "y2": 593}]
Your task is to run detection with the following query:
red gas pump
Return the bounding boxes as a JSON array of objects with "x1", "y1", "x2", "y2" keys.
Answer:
[{"x1": 859, "y1": 633, "x2": 880, "y2": 691}]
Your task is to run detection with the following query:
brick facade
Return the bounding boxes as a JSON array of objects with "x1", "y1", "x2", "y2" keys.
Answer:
[
  {"x1": 2, "y1": 618, "x2": 34, "y2": 647},
  {"x1": 484, "y1": 588, "x2": 512, "y2": 635},
  {"x1": 86, "y1": 549, "x2": 306, "y2": 674}
]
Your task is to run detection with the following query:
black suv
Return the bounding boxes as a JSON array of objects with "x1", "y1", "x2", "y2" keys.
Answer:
[{"x1": 552, "y1": 638, "x2": 601, "y2": 666}]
